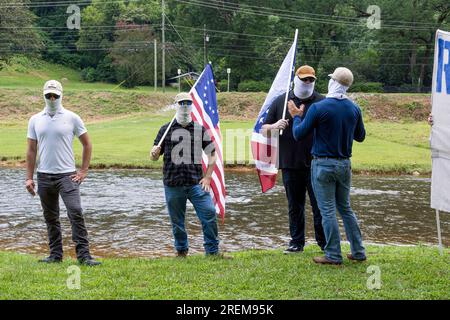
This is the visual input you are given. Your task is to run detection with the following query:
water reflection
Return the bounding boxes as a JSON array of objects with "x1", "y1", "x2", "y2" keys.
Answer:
[{"x1": 0, "y1": 168, "x2": 448, "y2": 257}]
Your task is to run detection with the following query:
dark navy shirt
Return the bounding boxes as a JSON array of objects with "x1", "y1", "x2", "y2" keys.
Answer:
[
  {"x1": 263, "y1": 90, "x2": 324, "y2": 169},
  {"x1": 292, "y1": 98, "x2": 366, "y2": 158}
]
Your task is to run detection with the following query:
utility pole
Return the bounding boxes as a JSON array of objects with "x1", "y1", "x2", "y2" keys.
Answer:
[
  {"x1": 178, "y1": 69, "x2": 181, "y2": 92},
  {"x1": 162, "y1": 0, "x2": 166, "y2": 93},
  {"x1": 227, "y1": 68, "x2": 231, "y2": 92},
  {"x1": 203, "y1": 24, "x2": 209, "y2": 67},
  {"x1": 154, "y1": 39, "x2": 157, "y2": 92}
]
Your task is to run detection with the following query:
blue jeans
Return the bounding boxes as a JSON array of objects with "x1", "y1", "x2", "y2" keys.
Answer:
[
  {"x1": 164, "y1": 184, "x2": 219, "y2": 254},
  {"x1": 311, "y1": 158, "x2": 366, "y2": 263}
]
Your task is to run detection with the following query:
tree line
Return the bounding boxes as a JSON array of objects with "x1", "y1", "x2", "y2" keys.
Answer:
[{"x1": 0, "y1": 0, "x2": 449, "y2": 92}]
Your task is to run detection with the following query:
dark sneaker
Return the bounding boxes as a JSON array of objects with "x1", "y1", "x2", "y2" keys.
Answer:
[
  {"x1": 176, "y1": 250, "x2": 188, "y2": 258},
  {"x1": 78, "y1": 257, "x2": 101, "y2": 266},
  {"x1": 347, "y1": 254, "x2": 367, "y2": 262},
  {"x1": 283, "y1": 246, "x2": 304, "y2": 254},
  {"x1": 313, "y1": 256, "x2": 342, "y2": 265},
  {"x1": 38, "y1": 256, "x2": 62, "y2": 263}
]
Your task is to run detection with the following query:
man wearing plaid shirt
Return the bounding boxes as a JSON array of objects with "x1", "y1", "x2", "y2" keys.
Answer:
[{"x1": 151, "y1": 92, "x2": 223, "y2": 258}]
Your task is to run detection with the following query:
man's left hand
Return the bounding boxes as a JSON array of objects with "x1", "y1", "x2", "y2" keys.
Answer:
[
  {"x1": 288, "y1": 101, "x2": 305, "y2": 118},
  {"x1": 71, "y1": 169, "x2": 88, "y2": 184},
  {"x1": 200, "y1": 177, "x2": 212, "y2": 192}
]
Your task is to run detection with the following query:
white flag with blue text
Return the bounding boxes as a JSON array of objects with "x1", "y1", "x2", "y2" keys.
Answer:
[{"x1": 431, "y1": 29, "x2": 450, "y2": 213}]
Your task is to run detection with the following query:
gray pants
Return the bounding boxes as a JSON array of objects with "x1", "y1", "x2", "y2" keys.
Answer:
[{"x1": 37, "y1": 172, "x2": 90, "y2": 260}]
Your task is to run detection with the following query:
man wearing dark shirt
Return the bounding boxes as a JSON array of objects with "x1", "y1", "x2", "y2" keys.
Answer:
[
  {"x1": 289, "y1": 67, "x2": 367, "y2": 265},
  {"x1": 151, "y1": 92, "x2": 221, "y2": 258},
  {"x1": 262, "y1": 66, "x2": 326, "y2": 253}
]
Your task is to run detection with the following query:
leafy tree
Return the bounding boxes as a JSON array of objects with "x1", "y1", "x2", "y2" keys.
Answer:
[{"x1": 0, "y1": 0, "x2": 42, "y2": 63}]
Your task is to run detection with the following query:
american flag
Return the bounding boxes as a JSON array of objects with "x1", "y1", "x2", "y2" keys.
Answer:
[
  {"x1": 251, "y1": 31, "x2": 298, "y2": 193},
  {"x1": 190, "y1": 64, "x2": 226, "y2": 219}
]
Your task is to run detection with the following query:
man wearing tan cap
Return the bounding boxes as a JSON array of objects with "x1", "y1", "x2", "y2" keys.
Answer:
[
  {"x1": 289, "y1": 67, "x2": 366, "y2": 265},
  {"x1": 26, "y1": 80, "x2": 100, "y2": 266},
  {"x1": 262, "y1": 66, "x2": 326, "y2": 254}
]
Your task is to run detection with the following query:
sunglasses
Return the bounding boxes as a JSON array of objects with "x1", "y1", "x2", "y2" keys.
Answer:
[
  {"x1": 299, "y1": 77, "x2": 316, "y2": 83},
  {"x1": 45, "y1": 93, "x2": 60, "y2": 99},
  {"x1": 178, "y1": 100, "x2": 193, "y2": 106}
]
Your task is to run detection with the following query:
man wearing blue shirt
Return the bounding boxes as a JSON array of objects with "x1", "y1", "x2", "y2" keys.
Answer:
[{"x1": 288, "y1": 67, "x2": 367, "y2": 265}]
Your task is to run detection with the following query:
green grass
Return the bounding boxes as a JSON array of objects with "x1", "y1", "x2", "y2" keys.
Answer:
[
  {"x1": 0, "y1": 115, "x2": 432, "y2": 173},
  {"x1": 0, "y1": 245, "x2": 448, "y2": 299},
  {"x1": 0, "y1": 55, "x2": 178, "y2": 93},
  {"x1": 0, "y1": 56, "x2": 433, "y2": 173}
]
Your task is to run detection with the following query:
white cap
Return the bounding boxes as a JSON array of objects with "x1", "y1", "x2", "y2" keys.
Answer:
[
  {"x1": 175, "y1": 92, "x2": 193, "y2": 103},
  {"x1": 328, "y1": 67, "x2": 354, "y2": 87},
  {"x1": 43, "y1": 80, "x2": 63, "y2": 96}
]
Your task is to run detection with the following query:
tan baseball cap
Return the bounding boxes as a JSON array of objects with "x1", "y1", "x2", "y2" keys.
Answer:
[
  {"x1": 296, "y1": 65, "x2": 316, "y2": 80},
  {"x1": 175, "y1": 92, "x2": 193, "y2": 103},
  {"x1": 43, "y1": 80, "x2": 63, "y2": 96},
  {"x1": 328, "y1": 67, "x2": 354, "y2": 87}
]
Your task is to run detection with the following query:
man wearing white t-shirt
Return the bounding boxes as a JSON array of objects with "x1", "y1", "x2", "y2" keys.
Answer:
[{"x1": 26, "y1": 80, "x2": 100, "y2": 266}]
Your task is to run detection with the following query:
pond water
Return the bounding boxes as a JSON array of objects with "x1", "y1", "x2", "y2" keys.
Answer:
[{"x1": 0, "y1": 168, "x2": 448, "y2": 257}]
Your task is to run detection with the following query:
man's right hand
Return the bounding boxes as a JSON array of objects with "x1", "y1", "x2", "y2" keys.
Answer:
[
  {"x1": 428, "y1": 113, "x2": 433, "y2": 126},
  {"x1": 150, "y1": 145, "x2": 161, "y2": 160},
  {"x1": 271, "y1": 119, "x2": 289, "y2": 130},
  {"x1": 26, "y1": 179, "x2": 36, "y2": 196}
]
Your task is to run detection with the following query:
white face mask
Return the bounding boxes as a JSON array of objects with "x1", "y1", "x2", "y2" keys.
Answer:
[
  {"x1": 176, "y1": 102, "x2": 193, "y2": 126},
  {"x1": 326, "y1": 78, "x2": 349, "y2": 100},
  {"x1": 293, "y1": 76, "x2": 315, "y2": 99},
  {"x1": 44, "y1": 95, "x2": 62, "y2": 115}
]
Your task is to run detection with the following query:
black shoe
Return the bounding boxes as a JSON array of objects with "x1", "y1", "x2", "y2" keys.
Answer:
[
  {"x1": 283, "y1": 245, "x2": 304, "y2": 254},
  {"x1": 176, "y1": 250, "x2": 188, "y2": 258},
  {"x1": 38, "y1": 256, "x2": 62, "y2": 263},
  {"x1": 78, "y1": 257, "x2": 101, "y2": 266}
]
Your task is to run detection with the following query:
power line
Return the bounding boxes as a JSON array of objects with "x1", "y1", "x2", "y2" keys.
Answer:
[
  {"x1": 173, "y1": 0, "x2": 443, "y2": 31},
  {"x1": 0, "y1": 0, "x2": 143, "y2": 9},
  {"x1": 188, "y1": 0, "x2": 442, "y2": 27}
]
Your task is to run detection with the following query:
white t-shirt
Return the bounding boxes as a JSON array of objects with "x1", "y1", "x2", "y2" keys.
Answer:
[{"x1": 27, "y1": 107, "x2": 87, "y2": 174}]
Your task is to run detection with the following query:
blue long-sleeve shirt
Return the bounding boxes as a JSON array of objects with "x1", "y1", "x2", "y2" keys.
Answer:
[{"x1": 292, "y1": 98, "x2": 366, "y2": 158}]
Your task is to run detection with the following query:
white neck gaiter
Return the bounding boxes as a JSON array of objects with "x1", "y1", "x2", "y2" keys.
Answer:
[
  {"x1": 176, "y1": 104, "x2": 193, "y2": 126},
  {"x1": 293, "y1": 76, "x2": 315, "y2": 100},
  {"x1": 44, "y1": 95, "x2": 63, "y2": 116},
  {"x1": 326, "y1": 79, "x2": 349, "y2": 100}
]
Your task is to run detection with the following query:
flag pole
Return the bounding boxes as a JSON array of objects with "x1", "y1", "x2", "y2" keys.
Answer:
[
  {"x1": 157, "y1": 115, "x2": 176, "y2": 148},
  {"x1": 280, "y1": 29, "x2": 298, "y2": 136},
  {"x1": 436, "y1": 210, "x2": 443, "y2": 255}
]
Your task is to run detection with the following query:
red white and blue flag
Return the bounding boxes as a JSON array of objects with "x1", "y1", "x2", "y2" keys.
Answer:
[
  {"x1": 190, "y1": 64, "x2": 226, "y2": 219},
  {"x1": 251, "y1": 30, "x2": 298, "y2": 193}
]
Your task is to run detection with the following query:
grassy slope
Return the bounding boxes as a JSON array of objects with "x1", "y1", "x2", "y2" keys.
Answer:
[
  {"x1": 0, "y1": 245, "x2": 448, "y2": 300},
  {"x1": 0, "y1": 57, "x2": 433, "y2": 173},
  {"x1": 0, "y1": 116, "x2": 431, "y2": 173}
]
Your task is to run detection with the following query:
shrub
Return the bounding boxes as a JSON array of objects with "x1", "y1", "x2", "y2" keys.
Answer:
[
  {"x1": 238, "y1": 80, "x2": 271, "y2": 92},
  {"x1": 218, "y1": 80, "x2": 229, "y2": 92},
  {"x1": 349, "y1": 82, "x2": 384, "y2": 93},
  {"x1": 81, "y1": 67, "x2": 97, "y2": 82}
]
